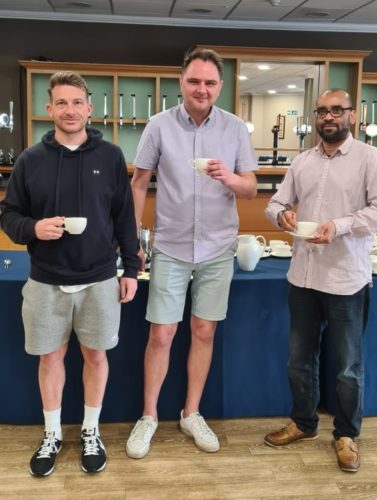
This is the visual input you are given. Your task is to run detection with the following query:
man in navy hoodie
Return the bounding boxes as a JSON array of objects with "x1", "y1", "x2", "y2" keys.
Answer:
[{"x1": 0, "y1": 71, "x2": 139, "y2": 476}]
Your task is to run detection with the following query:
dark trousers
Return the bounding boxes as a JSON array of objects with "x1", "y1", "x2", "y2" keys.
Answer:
[{"x1": 287, "y1": 283, "x2": 369, "y2": 439}]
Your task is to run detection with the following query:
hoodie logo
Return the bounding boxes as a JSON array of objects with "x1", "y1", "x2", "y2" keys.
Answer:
[{"x1": 93, "y1": 170, "x2": 100, "y2": 175}]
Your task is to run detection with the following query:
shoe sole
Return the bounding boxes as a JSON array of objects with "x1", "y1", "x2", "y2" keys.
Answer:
[
  {"x1": 179, "y1": 425, "x2": 220, "y2": 453},
  {"x1": 29, "y1": 466, "x2": 54, "y2": 477},
  {"x1": 82, "y1": 461, "x2": 107, "y2": 473},
  {"x1": 338, "y1": 463, "x2": 360, "y2": 472},
  {"x1": 264, "y1": 434, "x2": 319, "y2": 448},
  {"x1": 126, "y1": 444, "x2": 150, "y2": 459}
]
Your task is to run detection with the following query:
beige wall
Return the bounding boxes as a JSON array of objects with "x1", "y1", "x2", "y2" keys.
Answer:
[{"x1": 239, "y1": 94, "x2": 317, "y2": 160}]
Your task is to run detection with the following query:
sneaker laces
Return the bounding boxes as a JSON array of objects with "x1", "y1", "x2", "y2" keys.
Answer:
[
  {"x1": 189, "y1": 413, "x2": 215, "y2": 439},
  {"x1": 36, "y1": 433, "x2": 59, "y2": 459},
  {"x1": 82, "y1": 430, "x2": 100, "y2": 456},
  {"x1": 131, "y1": 418, "x2": 156, "y2": 443}
]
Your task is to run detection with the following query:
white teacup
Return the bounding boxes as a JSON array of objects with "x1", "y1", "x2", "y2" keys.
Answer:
[
  {"x1": 274, "y1": 244, "x2": 292, "y2": 257},
  {"x1": 269, "y1": 239, "x2": 288, "y2": 250},
  {"x1": 373, "y1": 233, "x2": 377, "y2": 247},
  {"x1": 296, "y1": 221, "x2": 318, "y2": 237},
  {"x1": 64, "y1": 217, "x2": 87, "y2": 235},
  {"x1": 188, "y1": 157, "x2": 213, "y2": 174}
]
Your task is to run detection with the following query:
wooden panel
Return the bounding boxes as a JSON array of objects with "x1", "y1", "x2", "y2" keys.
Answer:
[{"x1": 139, "y1": 190, "x2": 291, "y2": 243}]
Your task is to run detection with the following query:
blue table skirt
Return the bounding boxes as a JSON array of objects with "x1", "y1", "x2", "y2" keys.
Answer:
[{"x1": 0, "y1": 250, "x2": 293, "y2": 424}]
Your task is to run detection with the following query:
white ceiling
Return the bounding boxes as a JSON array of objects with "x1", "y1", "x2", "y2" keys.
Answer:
[
  {"x1": 0, "y1": 0, "x2": 377, "y2": 33},
  {"x1": 1, "y1": 1, "x2": 374, "y2": 96},
  {"x1": 239, "y1": 61, "x2": 319, "y2": 96}
]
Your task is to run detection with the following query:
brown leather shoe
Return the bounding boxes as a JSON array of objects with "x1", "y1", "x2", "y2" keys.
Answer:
[
  {"x1": 334, "y1": 437, "x2": 360, "y2": 472},
  {"x1": 264, "y1": 421, "x2": 318, "y2": 447}
]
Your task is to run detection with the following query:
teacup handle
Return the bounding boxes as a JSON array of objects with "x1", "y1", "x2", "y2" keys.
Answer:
[
  {"x1": 256, "y1": 235, "x2": 267, "y2": 248},
  {"x1": 188, "y1": 159, "x2": 195, "y2": 169}
]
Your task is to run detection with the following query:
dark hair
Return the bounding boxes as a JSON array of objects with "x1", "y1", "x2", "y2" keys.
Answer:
[
  {"x1": 182, "y1": 48, "x2": 223, "y2": 79},
  {"x1": 48, "y1": 71, "x2": 90, "y2": 100}
]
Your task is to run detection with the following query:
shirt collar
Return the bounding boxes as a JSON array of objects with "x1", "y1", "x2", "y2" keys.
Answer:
[{"x1": 179, "y1": 103, "x2": 214, "y2": 126}]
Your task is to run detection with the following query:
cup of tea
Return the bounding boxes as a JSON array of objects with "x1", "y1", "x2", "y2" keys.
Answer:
[
  {"x1": 296, "y1": 221, "x2": 318, "y2": 237},
  {"x1": 188, "y1": 158, "x2": 213, "y2": 174},
  {"x1": 274, "y1": 244, "x2": 292, "y2": 257},
  {"x1": 64, "y1": 217, "x2": 87, "y2": 235},
  {"x1": 269, "y1": 239, "x2": 288, "y2": 250}
]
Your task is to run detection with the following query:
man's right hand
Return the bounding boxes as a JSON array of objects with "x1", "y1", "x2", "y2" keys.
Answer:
[
  {"x1": 278, "y1": 210, "x2": 297, "y2": 232},
  {"x1": 35, "y1": 216, "x2": 65, "y2": 240}
]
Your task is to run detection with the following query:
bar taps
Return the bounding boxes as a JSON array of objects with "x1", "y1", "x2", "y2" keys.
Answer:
[
  {"x1": 147, "y1": 94, "x2": 152, "y2": 119},
  {"x1": 132, "y1": 94, "x2": 136, "y2": 128},
  {"x1": 119, "y1": 93, "x2": 123, "y2": 128},
  {"x1": 103, "y1": 93, "x2": 108, "y2": 127},
  {"x1": 88, "y1": 93, "x2": 92, "y2": 126}
]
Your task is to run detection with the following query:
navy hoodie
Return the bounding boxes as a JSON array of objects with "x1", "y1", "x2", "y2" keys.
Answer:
[{"x1": 0, "y1": 129, "x2": 139, "y2": 285}]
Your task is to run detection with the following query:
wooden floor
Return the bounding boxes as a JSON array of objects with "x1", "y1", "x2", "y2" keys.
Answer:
[{"x1": 1, "y1": 412, "x2": 377, "y2": 499}]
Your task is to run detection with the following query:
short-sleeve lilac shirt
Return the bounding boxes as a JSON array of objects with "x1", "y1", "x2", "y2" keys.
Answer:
[{"x1": 134, "y1": 104, "x2": 257, "y2": 263}]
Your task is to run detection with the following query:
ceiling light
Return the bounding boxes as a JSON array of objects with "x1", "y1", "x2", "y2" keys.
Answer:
[
  {"x1": 258, "y1": 65, "x2": 271, "y2": 71},
  {"x1": 268, "y1": 90, "x2": 277, "y2": 94},
  {"x1": 188, "y1": 8, "x2": 212, "y2": 14},
  {"x1": 269, "y1": 0, "x2": 280, "y2": 6},
  {"x1": 67, "y1": 1, "x2": 91, "y2": 6},
  {"x1": 287, "y1": 84, "x2": 297, "y2": 89},
  {"x1": 305, "y1": 11, "x2": 329, "y2": 18},
  {"x1": 238, "y1": 75, "x2": 248, "y2": 81}
]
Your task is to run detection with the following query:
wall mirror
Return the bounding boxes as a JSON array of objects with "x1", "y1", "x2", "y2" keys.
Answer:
[{"x1": 238, "y1": 61, "x2": 322, "y2": 165}]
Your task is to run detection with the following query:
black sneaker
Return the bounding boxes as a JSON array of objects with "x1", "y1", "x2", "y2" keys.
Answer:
[
  {"x1": 81, "y1": 428, "x2": 106, "y2": 473},
  {"x1": 29, "y1": 431, "x2": 62, "y2": 477}
]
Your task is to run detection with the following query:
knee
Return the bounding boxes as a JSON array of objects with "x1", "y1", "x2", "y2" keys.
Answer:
[
  {"x1": 81, "y1": 346, "x2": 107, "y2": 367},
  {"x1": 40, "y1": 344, "x2": 67, "y2": 369},
  {"x1": 191, "y1": 319, "x2": 216, "y2": 344},
  {"x1": 149, "y1": 324, "x2": 177, "y2": 349}
]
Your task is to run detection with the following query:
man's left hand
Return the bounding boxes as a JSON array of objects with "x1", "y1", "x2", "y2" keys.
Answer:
[
  {"x1": 307, "y1": 220, "x2": 336, "y2": 244},
  {"x1": 119, "y1": 277, "x2": 138, "y2": 303}
]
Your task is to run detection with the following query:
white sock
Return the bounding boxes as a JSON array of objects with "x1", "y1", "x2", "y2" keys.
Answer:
[
  {"x1": 43, "y1": 408, "x2": 62, "y2": 440},
  {"x1": 82, "y1": 405, "x2": 102, "y2": 434}
]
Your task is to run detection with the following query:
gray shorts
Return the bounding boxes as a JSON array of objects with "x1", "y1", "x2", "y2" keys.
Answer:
[
  {"x1": 146, "y1": 245, "x2": 236, "y2": 324},
  {"x1": 22, "y1": 277, "x2": 121, "y2": 355}
]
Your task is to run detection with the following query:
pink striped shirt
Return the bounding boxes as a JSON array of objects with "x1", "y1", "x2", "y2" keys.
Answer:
[{"x1": 266, "y1": 134, "x2": 377, "y2": 295}]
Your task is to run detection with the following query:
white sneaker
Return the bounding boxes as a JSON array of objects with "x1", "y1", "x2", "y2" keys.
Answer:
[
  {"x1": 179, "y1": 410, "x2": 220, "y2": 453},
  {"x1": 126, "y1": 416, "x2": 157, "y2": 459}
]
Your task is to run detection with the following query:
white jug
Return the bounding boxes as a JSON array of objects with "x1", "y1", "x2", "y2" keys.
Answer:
[{"x1": 236, "y1": 234, "x2": 266, "y2": 271}]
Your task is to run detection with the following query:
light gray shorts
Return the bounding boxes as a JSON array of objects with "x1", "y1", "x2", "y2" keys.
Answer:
[
  {"x1": 146, "y1": 245, "x2": 236, "y2": 324},
  {"x1": 22, "y1": 277, "x2": 121, "y2": 355}
]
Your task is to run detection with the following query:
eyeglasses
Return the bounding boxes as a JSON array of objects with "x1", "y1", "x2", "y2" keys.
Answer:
[{"x1": 314, "y1": 106, "x2": 353, "y2": 118}]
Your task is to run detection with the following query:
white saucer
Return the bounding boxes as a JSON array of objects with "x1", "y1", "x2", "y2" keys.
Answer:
[
  {"x1": 271, "y1": 251, "x2": 292, "y2": 258},
  {"x1": 285, "y1": 231, "x2": 315, "y2": 240}
]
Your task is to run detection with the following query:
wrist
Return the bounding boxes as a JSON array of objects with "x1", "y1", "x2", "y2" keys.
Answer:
[{"x1": 277, "y1": 210, "x2": 287, "y2": 227}]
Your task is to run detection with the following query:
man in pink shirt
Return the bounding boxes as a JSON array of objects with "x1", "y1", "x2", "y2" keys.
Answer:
[{"x1": 265, "y1": 88, "x2": 377, "y2": 472}]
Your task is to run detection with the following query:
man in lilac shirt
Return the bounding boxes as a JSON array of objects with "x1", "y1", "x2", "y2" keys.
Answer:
[
  {"x1": 126, "y1": 47, "x2": 257, "y2": 458},
  {"x1": 265, "y1": 89, "x2": 377, "y2": 472}
]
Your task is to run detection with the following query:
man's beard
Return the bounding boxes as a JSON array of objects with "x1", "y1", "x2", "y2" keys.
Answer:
[{"x1": 317, "y1": 123, "x2": 349, "y2": 144}]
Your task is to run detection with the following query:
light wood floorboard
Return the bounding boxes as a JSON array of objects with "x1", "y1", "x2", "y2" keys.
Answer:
[{"x1": 1, "y1": 412, "x2": 377, "y2": 499}]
